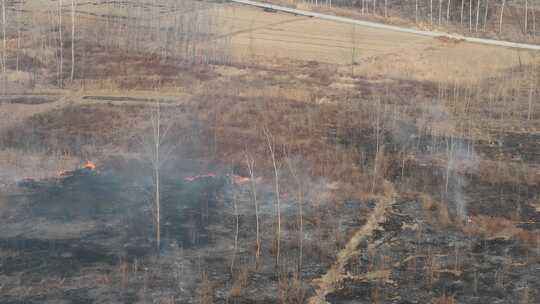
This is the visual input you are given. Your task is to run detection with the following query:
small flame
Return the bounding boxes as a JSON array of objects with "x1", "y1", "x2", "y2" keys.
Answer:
[
  {"x1": 233, "y1": 175, "x2": 250, "y2": 184},
  {"x1": 84, "y1": 161, "x2": 96, "y2": 170}
]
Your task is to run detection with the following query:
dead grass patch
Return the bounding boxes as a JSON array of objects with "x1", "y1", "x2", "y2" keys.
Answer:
[{"x1": 463, "y1": 215, "x2": 538, "y2": 244}]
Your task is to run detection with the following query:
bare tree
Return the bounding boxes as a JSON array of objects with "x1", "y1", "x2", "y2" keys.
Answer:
[
  {"x1": 264, "y1": 127, "x2": 281, "y2": 268},
  {"x1": 1, "y1": 0, "x2": 5, "y2": 74},
  {"x1": 245, "y1": 151, "x2": 261, "y2": 262},
  {"x1": 461, "y1": 0, "x2": 465, "y2": 25},
  {"x1": 469, "y1": 0, "x2": 473, "y2": 31},
  {"x1": 58, "y1": 0, "x2": 64, "y2": 87},
  {"x1": 447, "y1": 0, "x2": 452, "y2": 24},
  {"x1": 152, "y1": 99, "x2": 162, "y2": 251},
  {"x1": 230, "y1": 164, "x2": 239, "y2": 274},
  {"x1": 525, "y1": 0, "x2": 528, "y2": 34},
  {"x1": 351, "y1": 24, "x2": 356, "y2": 76},
  {"x1": 439, "y1": 0, "x2": 443, "y2": 25},
  {"x1": 431, "y1": 0, "x2": 434, "y2": 25},
  {"x1": 527, "y1": 85, "x2": 534, "y2": 120},
  {"x1": 533, "y1": 6, "x2": 536, "y2": 36},
  {"x1": 500, "y1": 0, "x2": 506, "y2": 33},
  {"x1": 476, "y1": 0, "x2": 480, "y2": 32},
  {"x1": 416, "y1": 0, "x2": 419, "y2": 23},
  {"x1": 71, "y1": 0, "x2": 76, "y2": 82},
  {"x1": 484, "y1": 0, "x2": 490, "y2": 31},
  {"x1": 144, "y1": 98, "x2": 174, "y2": 252},
  {"x1": 371, "y1": 99, "x2": 383, "y2": 193},
  {"x1": 15, "y1": 1, "x2": 20, "y2": 73}
]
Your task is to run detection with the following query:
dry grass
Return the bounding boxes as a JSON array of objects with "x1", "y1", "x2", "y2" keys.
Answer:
[
  {"x1": 279, "y1": 272, "x2": 305, "y2": 304},
  {"x1": 433, "y1": 293, "x2": 457, "y2": 304},
  {"x1": 196, "y1": 272, "x2": 215, "y2": 304},
  {"x1": 309, "y1": 183, "x2": 396, "y2": 304},
  {"x1": 221, "y1": 4, "x2": 539, "y2": 83},
  {"x1": 415, "y1": 192, "x2": 452, "y2": 227},
  {"x1": 463, "y1": 215, "x2": 538, "y2": 244},
  {"x1": 0, "y1": 148, "x2": 80, "y2": 182}
]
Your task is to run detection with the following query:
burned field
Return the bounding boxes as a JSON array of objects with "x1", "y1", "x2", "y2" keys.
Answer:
[{"x1": 1, "y1": 0, "x2": 540, "y2": 303}]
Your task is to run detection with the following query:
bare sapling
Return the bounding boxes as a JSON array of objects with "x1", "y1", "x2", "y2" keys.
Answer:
[
  {"x1": 244, "y1": 151, "x2": 261, "y2": 262},
  {"x1": 484, "y1": 0, "x2": 489, "y2": 31},
  {"x1": 500, "y1": 0, "x2": 506, "y2": 33},
  {"x1": 475, "y1": 0, "x2": 480, "y2": 32},
  {"x1": 371, "y1": 99, "x2": 383, "y2": 193},
  {"x1": 143, "y1": 97, "x2": 176, "y2": 252},
  {"x1": 469, "y1": 0, "x2": 472, "y2": 32},
  {"x1": 264, "y1": 127, "x2": 281, "y2": 269},
  {"x1": 461, "y1": 0, "x2": 465, "y2": 25},
  {"x1": 71, "y1": 0, "x2": 76, "y2": 82},
  {"x1": 230, "y1": 162, "x2": 240, "y2": 274},
  {"x1": 58, "y1": 0, "x2": 63, "y2": 87},
  {"x1": 447, "y1": 0, "x2": 451, "y2": 25},
  {"x1": 152, "y1": 98, "x2": 162, "y2": 251},
  {"x1": 525, "y1": 0, "x2": 529, "y2": 34},
  {"x1": 1, "y1": 0, "x2": 5, "y2": 75}
]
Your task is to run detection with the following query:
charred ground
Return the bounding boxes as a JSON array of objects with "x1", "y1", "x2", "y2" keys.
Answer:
[{"x1": 0, "y1": 1, "x2": 539, "y2": 303}]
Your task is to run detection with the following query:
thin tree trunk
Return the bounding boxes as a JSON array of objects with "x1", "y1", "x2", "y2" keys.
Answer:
[
  {"x1": 461, "y1": 0, "x2": 465, "y2": 25},
  {"x1": 265, "y1": 128, "x2": 281, "y2": 269},
  {"x1": 16, "y1": 2, "x2": 20, "y2": 72},
  {"x1": 351, "y1": 24, "x2": 356, "y2": 76},
  {"x1": 525, "y1": 0, "x2": 528, "y2": 34},
  {"x1": 500, "y1": 0, "x2": 506, "y2": 33},
  {"x1": 415, "y1": 0, "x2": 418, "y2": 23},
  {"x1": 447, "y1": 0, "x2": 451, "y2": 24},
  {"x1": 528, "y1": 87, "x2": 534, "y2": 120},
  {"x1": 71, "y1": 0, "x2": 75, "y2": 82},
  {"x1": 59, "y1": 0, "x2": 63, "y2": 87},
  {"x1": 2, "y1": 0, "x2": 6, "y2": 74},
  {"x1": 476, "y1": 0, "x2": 480, "y2": 31},
  {"x1": 152, "y1": 98, "x2": 162, "y2": 252},
  {"x1": 371, "y1": 100, "x2": 381, "y2": 193},
  {"x1": 245, "y1": 154, "x2": 261, "y2": 262},
  {"x1": 431, "y1": 0, "x2": 434, "y2": 25},
  {"x1": 484, "y1": 0, "x2": 489, "y2": 31},
  {"x1": 439, "y1": 0, "x2": 443, "y2": 25},
  {"x1": 230, "y1": 173, "x2": 239, "y2": 274},
  {"x1": 533, "y1": 8, "x2": 536, "y2": 37},
  {"x1": 469, "y1": 0, "x2": 473, "y2": 31},
  {"x1": 445, "y1": 137, "x2": 452, "y2": 194}
]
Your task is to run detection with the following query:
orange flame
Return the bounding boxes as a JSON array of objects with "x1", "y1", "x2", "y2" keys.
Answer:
[
  {"x1": 233, "y1": 175, "x2": 250, "y2": 184},
  {"x1": 84, "y1": 160, "x2": 96, "y2": 170}
]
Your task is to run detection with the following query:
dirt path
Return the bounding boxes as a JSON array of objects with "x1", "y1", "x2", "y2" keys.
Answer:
[{"x1": 308, "y1": 186, "x2": 397, "y2": 304}]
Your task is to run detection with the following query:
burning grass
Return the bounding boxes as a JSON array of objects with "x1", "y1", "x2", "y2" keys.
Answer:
[{"x1": 1, "y1": 3, "x2": 539, "y2": 301}]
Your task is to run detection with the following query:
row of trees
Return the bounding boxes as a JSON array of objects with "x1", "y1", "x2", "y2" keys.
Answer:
[
  {"x1": 0, "y1": 0, "x2": 230, "y2": 89},
  {"x1": 296, "y1": 0, "x2": 539, "y2": 36}
]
